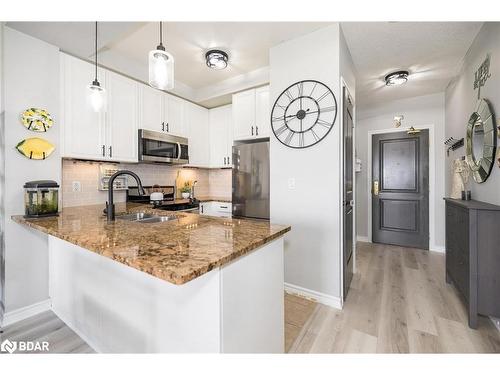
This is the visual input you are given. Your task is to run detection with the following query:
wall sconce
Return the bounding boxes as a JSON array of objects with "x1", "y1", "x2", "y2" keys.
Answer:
[{"x1": 394, "y1": 115, "x2": 404, "y2": 128}]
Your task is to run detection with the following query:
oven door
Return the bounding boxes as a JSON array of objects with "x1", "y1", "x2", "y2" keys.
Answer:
[{"x1": 138, "y1": 129, "x2": 189, "y2": 164}]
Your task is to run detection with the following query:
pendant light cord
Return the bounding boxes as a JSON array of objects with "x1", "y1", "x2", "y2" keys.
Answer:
[
  {"x1": 94, "y1": 21, "x2": 98, "y2": 82},
  {"x1": 159, "y1": 21, "x2": 163, "y2": 47}
]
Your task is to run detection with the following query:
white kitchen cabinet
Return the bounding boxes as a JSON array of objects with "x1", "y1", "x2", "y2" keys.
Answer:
[
  {"x1": 232, "y1": 85, "x2": 270, "y2": 140},
  {"x1": 140, "y1": 85, "x2": 164, "y2": 133},
  {"x1": 199, "y1": 201, "x2": 232, "y2": 218},
  {"x1": 60, "y1": 54, "x2": 106, "y2": 160},
  {"x1": 164, "y1": 94, "x2": 187, "y2": 137},
  {"x1": 60, "y1": 53, "x2": 107, "y2": 160},
  {"x1": 187, "y1": 103, "x2": 210, "y2": 167},
  {"x1": 106, "y1": 70, "x2": 139, "y2": 163},
  {"x1": 209, "y1": 104, "x2": 233, "y2": 168},
  {"x1": 61, "y1": 53, "x2": 138, "y2": 163},
  {"x1": 255, "y1": 86, "x2": 270, "y2": 137}
]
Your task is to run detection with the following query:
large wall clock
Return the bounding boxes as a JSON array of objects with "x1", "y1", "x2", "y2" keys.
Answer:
[{"x1": 271, "y1": 80, "x2": 337, "y2": 149}]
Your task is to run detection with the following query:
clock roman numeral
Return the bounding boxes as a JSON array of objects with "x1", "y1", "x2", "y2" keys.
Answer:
[
  {"x1": 310, "y1": 82, "x2": 318, "y2": 97},
  {"x1": 274, "y1": 124, "x2": 288, "y2": 137},
  {"x1": 309, "y1": 128, "x2": 320, "y2": 141},
  {"x1": 297, "y1": 82, "x2": 304, "y2": 97},
  {"x1": 317, "y1": 119, "x2": 332, "y2": 128},
  {"x1": 299, "y1": 132, "x2": 305, "y2": 147},
  {"x1": 284, "y1": 90, "x2": 294, "y2": 102},
  {"x1": 284, "y1": 131, "x2": 295, "y2": 145},
  {"x1": 317, "y1": 91, "x2": 331, "y2": 103},
  {"x1": 320, "y1": 105, "x2": 336, "y2": 112}
]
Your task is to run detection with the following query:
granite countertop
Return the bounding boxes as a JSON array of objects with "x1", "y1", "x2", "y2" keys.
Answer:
[{"x1": 12, "y1": 203, "x2": 289, "y2": 285}]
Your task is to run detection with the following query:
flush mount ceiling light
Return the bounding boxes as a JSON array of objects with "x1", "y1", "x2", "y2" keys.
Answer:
[
  {"x1": 87, "y1": 22, "x2": 106, "y2": 112},
  {"x1": 149, "y1": 22, "x2": 174, "y2": 90},
  {"x1": 385, "y1": 70, "x2": 409, "y2": 86},
  {"x1": 205, "y1": 50, "x2": 228, "y2": 70}
]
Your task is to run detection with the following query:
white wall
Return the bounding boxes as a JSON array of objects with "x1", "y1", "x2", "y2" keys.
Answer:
[
  {"x1": 355, "y1": 93, "x2": 446, "y2": 250},
  {"x1": 0, "y1": 22, "x2": 5, "y2": 322},
  {"x1": 270, "y1": 25, "x2": 344, "y2": 303},
  {"x1": 446, "y1": 22, "x2": 500, "y2": 204},
  {"x1": 3, "y1": 27, "x2": 61, "y2": 313}
]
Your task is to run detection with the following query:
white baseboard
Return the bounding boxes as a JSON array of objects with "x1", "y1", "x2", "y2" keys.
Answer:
[
  {"x1": 490, "y1": 317, "x2": 500, "y2": 333},
  {"x1": 356, "y1": 236, "x2": 370, "y2": 243},
  {"x1": 2, "y1": 299, "x2": 51, "y2": 327},
  {"x1": 430, "y1": 245, "x2": 445, "y2": 253},
  {"x1": 285, "y1": 282, "x2": 342, "y2": 310}
]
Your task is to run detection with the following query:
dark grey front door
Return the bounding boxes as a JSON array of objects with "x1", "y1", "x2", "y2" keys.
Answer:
[
  {"x1": 372, "y1": 130, "x2": 429, "y2": 249},
  {"x1": 343, "y1": 87, "x2": 354, "y2": 299}
]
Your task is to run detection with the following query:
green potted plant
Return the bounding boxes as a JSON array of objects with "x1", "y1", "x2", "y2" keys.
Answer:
[{"x1": 180, "y1": 182, "x2": 191, "y2": 199}]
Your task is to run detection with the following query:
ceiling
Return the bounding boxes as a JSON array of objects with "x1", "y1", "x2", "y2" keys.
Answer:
[
  {"x1": 7, "y1": 21, "x2": 483, "y2": 109},
  {"x1": 341, "y1": 22, "x2": 483, "y2": 108},
  {"x1": 106, "y1": 22, "x2": 331, "y2": 89}
]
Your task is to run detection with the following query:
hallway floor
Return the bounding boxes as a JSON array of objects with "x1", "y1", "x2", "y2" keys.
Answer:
[{"x1": 286, "y1": 241, "x2": 500, "y2": 353}]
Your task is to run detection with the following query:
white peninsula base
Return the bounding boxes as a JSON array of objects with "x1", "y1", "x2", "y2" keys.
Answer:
[{"x1": 48, "y1": 236, "x2": 284, "y2": 353}]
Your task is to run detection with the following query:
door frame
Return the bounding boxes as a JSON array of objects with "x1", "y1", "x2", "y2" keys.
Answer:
[
  {"x1": 367, "y1": 124, "x2": 436, "y2": 251},
  {"x1": 340, "y1": 78, "x2": 356, "y2": 304}
]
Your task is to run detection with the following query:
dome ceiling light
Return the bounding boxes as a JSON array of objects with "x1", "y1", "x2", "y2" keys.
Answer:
[
  {"x1": 205, "y1": 50, "x2": 229, "y2": 70},
  {"x1": 385, "y1": 70, "x2": 409, "y2": 86}
]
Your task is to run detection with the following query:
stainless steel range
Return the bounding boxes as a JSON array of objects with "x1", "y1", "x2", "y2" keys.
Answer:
[{"x1": 127, "y1": 185, "x2": 199, "y2": 212}]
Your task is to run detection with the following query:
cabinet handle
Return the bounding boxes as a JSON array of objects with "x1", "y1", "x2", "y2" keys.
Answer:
[
  {"x1": 109, "y1": 146, "x2": 112, "y2": 158},
  {"x1": 227, "y1": 156, "x2": 230, "y2": 165},
  {"x1": 166, "y1": 123, "x2": 169, "y2": 132},
  {"x1": 162, "y1": 122, "x2": 165, "y2": 131},
  {"x1": 201, "y1": 205, "x2": 204, "y2": 214},
  {"x1": 223, "y1": 157, "x2": 226, "y2": 165},
  {"x1": 101, "y1": 145, "x2": 105, "y2": 157},
  {"x1": 251, "y1": 126, "x2": 254, "y2": 136},
  {"x1": 256, "y1": 126, "x2": 259, "y2": 135}
]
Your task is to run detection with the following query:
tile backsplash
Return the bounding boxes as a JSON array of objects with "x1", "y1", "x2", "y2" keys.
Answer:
[{"x1": 62, "y1": 159, "x2": 231, "y2": 208}]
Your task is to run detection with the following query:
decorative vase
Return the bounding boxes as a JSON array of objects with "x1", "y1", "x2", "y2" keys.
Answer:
[{"x1": 182, "y1": 192, "x2": 190, "y2": 199}]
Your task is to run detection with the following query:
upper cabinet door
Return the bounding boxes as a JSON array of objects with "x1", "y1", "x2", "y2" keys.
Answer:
[
  {"x1": 232, "y1": 89, "x2": 256, "y2": 140},
  {"x1": 164, "y1": 94, "x2": 186, "y2": 137},
  {"x1": 106, "y1": 71, "x2": 139, "y2": 163},
  {"x1": 187, "y1": 103, "x2": 210, "y2": 167},
  {"x1": 209, "y1": 105, "x2": 232, "y2": 168},
  {"x1": 140, "y1": 85, "x2": 164, "y2": 132},
  {"x1": 60, "y1": 54, "x2": 106, "y2": 160},
  {"x1": 255, "y1": 86, "x2": 270, "y2": 138}
]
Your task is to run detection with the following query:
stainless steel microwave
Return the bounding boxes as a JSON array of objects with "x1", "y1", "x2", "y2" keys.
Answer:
[{"x1": 138, "y1": 129, "x2": 189, "y2": 164}]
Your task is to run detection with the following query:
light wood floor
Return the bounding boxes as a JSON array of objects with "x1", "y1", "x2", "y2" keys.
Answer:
[
  {"x1": 286, "y1": 241, "x2": 500, "y2": 353},
  {"x1": 2, "y1": 242, "x2": 499, "y2": 353},
  {"x1": 0, "y1": 310, "x2": 94, "y2": 354}
]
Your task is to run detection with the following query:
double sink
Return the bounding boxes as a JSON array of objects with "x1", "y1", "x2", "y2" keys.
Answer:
[{"x1": 116, "y1": 212, "x2": 178, "y2": 224}]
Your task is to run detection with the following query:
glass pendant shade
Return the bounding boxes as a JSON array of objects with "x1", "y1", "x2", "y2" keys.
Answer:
[
  {"x1": 87, "y1": 81, "x2": 106, "y2": 112},
  {"x1": 149, "y1": 47, "x2": 174, "y2": 90}
]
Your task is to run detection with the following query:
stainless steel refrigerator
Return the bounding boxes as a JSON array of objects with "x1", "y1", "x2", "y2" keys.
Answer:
[{"x1": 232, "y1": 140, "x2": 270, "y2": 220}]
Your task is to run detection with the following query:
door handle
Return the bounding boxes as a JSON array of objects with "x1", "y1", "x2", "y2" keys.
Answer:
[{"x1": 373, "y1": 180, "x2": 379, "y2": 196}]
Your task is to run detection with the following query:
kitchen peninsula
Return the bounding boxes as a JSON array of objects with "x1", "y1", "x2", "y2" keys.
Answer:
[{"x1": 13, "y1": 203, "x2": 290, "y2": 353}]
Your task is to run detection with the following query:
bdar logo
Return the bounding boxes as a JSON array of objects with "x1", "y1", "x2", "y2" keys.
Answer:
[{"x1": 1, "y1": 339, "x2": 17, "y2": 353}]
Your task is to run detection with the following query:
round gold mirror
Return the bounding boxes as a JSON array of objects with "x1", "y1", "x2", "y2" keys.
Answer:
[{"x1": 466, "y1": 99, "x2": 496, "y2": 183}]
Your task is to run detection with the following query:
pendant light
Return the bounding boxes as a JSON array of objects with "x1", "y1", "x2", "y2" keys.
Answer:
[
  {"x1": 148, "y1": 22, "x2": 174, "y2": 90},
  {"x1": 87, "y1": 22, "x2": 106, "y2": 112}
]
